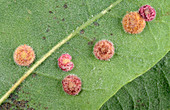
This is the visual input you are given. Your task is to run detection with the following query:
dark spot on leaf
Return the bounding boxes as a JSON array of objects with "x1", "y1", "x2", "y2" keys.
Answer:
[
  {"x1": 88, "y1": 41, "x2": 93, "y2": 45},
  {"x1": 32, "y1": 73, "x2": 37, "y2": 78},
  {"x1": 110, "y1": 33, "x2": 113, "y2": 36},
  {"x1": 56, "y1": 6, "x2": 59, "y2": 8},
  {"x1": 108, "y1": 9, "x2": 111, "y2": 12},
  {"x1": 0, "y1": 102, "x2": 12, "y2": 110},
  {"x1": 9, "y1": 93, "x2": 18, "y2": 101},
  {"x1": 49, "y1": 11, "x2": 53, "y2": 14},
  {"x1": 16, "y1": 85, "x2": 22, "y2": 93},
  {"x1": 63, "y1": 3, "x2": 68, "y2": 9},
  {"x1": 46, "y1": 28, "x2": 50, "y2": 32},
  {"x1": 38, "y1": 103, "x2": 41, "y2": 106},
  {"x1": 0, "y1": 85, "x2": 35, "y2": 110},
  {"x1": 137, "y1": 99, "x2": 140, "y2": 102},
  {"x1": 44, "y1": 107, "x2": 48, "y2": 109},
  {"x1": 14, "y1": 100, "x2": 28, "y2": 108},
  {"x1": 88, "y1": 37, "x2": 96, "y2": 45},
  {"x1": 141, "y1": 103, "x2": 145, "y2": 107},
  {"x1": 42, "y1": 36, "x2": 46, "y2": 40},
  {"x1": 80, "y1": 29, "x2": 85, "y2": 34},
  {"x1": 0, "y1": 99, "x2": 33, "y2": 110},
  {"x1": 62, "y1": 18, "x2": 65, "y2": 21},
  {"x1": 93, "y1": 22, "x2": 99, "y2": 26},
  {"x1": 66, "y1": 42, "x2": 70, "y2": 44}
]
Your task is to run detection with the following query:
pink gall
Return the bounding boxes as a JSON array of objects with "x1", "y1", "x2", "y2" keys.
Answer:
[
  {"x1": 139, "y1": 5, "x2": 156, "y2": 22},
  {"x1": 62, "y1": 74, "x2": 82, "y2": 95},
  {"x1": 93, "y1": 40, "x2": 114, "y2": 60},
  {"x1": 58, "y1": 53, "x2": 74, "y2": 72}
]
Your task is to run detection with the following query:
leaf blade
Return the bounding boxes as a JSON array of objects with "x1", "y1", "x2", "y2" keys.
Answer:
[{"x1": 0, "y1": 0, "x2": 169, "y2": 109}]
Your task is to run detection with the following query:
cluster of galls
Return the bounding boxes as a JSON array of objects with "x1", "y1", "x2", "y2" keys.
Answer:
[
  {"x1": 58, "y1": 54, "x2": 82, "y2": 95},
  {"x1": 13, "y1": 4, "x2": 156, "y2": 97},
  {"x1": 60, "y1": 39, "x2": 116, "y2": 95},
  {"x1": 122, "y1": 5, "x2": 156, "y2": 34}
]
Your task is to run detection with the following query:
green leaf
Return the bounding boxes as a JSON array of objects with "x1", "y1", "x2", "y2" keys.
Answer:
[
  {"x1": 101, "y1": 52, "x2": 170, "y2": 110},
  {"x1": 0, "y1": 0, "x2": 169, "y2": 109}
]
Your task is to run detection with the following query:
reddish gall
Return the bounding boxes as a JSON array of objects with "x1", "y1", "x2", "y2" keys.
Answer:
[
  {"x1": 93, "y1": 40, "x2": 114, "y2": 60},
  {"x1": 13, "y1": 44, "x2": 35, "y2": 66},
  {"x1": 139, "y1": 5, "x2": 156, "y2": 22},
  {"x1": 58, "y1": 53, "x2": 74, "y2": 72},
  {"x1": 62, "y1": 74, "x2": 82, "y2": 95}
]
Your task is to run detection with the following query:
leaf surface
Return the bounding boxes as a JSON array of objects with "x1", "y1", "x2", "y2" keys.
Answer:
[{"x1": 0, "y1": 0, "x2": 169, "y2": 109}]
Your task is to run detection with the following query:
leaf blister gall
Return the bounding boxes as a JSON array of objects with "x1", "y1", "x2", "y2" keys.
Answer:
[
  {"x1": 93, "y1": 40, "x2": 115, "y2": 60},
  {"x1": 58, "y1": 53, "x2": 74, "y2": 72},
  {"x1": 13, "y1": 44, "x2": 35, "y2": 66},
  {"x1": 122, "y1": 12, "x2": 146, "y2": 34},
  {"x1": 62, "y1": 74, "x2": 82, "y2": 96},
  {"x1": 139, "y1": 5, "x2": 156, "y2": 22}
]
